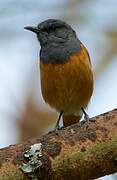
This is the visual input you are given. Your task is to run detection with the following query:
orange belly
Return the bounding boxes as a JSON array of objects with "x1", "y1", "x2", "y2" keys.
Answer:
[{"x1": 40, "y1": 45, "x2": 93, "y2": 114}]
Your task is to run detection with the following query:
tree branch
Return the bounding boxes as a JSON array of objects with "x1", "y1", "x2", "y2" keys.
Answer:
[{"x1": 0, "y1": 109, "x2": 117, "y2": 180}]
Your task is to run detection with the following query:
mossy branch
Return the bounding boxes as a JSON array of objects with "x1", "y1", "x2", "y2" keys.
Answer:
[{"x1": 0, "y1": 109, "x2": 117, "y2": 180}]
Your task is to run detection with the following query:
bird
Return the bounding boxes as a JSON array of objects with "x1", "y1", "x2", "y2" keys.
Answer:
[{"x1": 24, "y1": 19, "x2": 94, "y2": 130}]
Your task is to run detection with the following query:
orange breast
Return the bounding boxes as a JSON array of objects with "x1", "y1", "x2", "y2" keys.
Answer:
[{"x1": 40, "y1": 45, "x2": 93, "y2": 114}]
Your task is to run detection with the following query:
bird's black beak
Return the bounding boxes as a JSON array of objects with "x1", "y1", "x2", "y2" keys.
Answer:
[{"x1": 24, "y1": 26, "x2": 40, "y2": 34}]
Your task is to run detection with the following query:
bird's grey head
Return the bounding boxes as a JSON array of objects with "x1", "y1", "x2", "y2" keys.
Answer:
[
  {"x1": 25, "y1": 19, "x2": 81, "y2": 63},
  {"x1": 25, "y1": 19, "x2": 77, "y2": 46}
]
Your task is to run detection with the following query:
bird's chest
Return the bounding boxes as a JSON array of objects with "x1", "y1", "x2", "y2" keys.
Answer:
[{"x1": 40, "y1": 50, "x2": 93, "y2": 112}]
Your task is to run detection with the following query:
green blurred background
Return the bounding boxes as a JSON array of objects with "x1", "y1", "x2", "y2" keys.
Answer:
[{"x1": 0, "y1": 1, "x2": 117, "y2": 179}]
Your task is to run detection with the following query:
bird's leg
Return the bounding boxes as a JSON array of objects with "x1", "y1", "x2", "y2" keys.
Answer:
[
  {"x1": 81, "y1": 108, "x2": 90, "y2": 122},
  {"x1": 54, "y1": 111, "x2": 63, "y2": 131}
]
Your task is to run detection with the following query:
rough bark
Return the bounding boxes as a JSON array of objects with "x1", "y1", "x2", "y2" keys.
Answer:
[{"x1": 0, "y1": 109, "x2": 117, "y2": 180}]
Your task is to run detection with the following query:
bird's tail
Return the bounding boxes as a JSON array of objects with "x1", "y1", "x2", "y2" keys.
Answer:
[{"x1": 63, "y1": 114, "x2": 81, "y2": 127}]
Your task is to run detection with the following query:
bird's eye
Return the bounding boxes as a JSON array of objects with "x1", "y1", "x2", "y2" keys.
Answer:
[
  {"x1": 42, "y1": 26, "x2": 55, "y2": 33},
  {"x1": 50, "y1": 26, "x2": 56, "y2": 31}
]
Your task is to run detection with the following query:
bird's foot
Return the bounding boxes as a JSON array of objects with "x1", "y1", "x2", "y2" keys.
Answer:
[
  {"x1": 54, "y1": 110, "x2": 63, "y2": 131},
  {"x1": 81, "y1": 108, "x2": 90, "y2": 124},
  {"x1": 54, "y1": 124, "x2": 61, "y2": 131}
]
